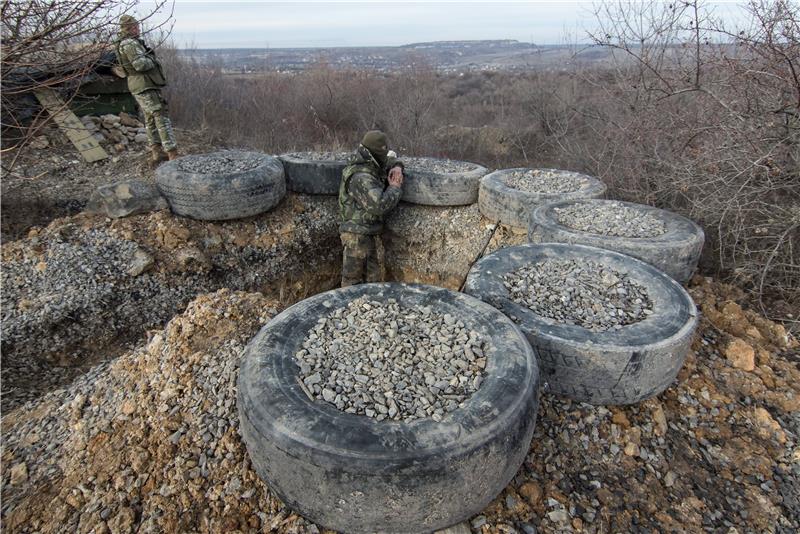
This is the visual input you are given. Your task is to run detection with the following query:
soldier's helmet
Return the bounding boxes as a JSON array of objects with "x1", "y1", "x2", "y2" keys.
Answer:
[
  {"x1": 119, "y1": 14, "x2": 138, "y2": 28},
  {"x1": 361, "y1": 130, "x2": 389, "y2": 162}
]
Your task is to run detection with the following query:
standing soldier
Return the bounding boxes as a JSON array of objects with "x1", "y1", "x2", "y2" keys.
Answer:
[
  {"x1": 116, "y1": 15, "x2": 178, "y2": 167},
  {"x1": 339, "y1": 130, "x2": 404, "y2": 287}
]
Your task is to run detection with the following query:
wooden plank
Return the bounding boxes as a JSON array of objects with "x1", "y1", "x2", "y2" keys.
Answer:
[{"x1": 34, "y1": 87, "x2": 108, "y2": 163}]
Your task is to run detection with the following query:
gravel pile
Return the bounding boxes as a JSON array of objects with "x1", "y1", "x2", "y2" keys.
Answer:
[
  {"x1": 555, "y1": 201, "x2": 667, "y2": 238},
  {"x1": 503, "y1": 169, "x2": 587, "y2": 193},
  {"x1": 403, "y1": 157, "x2": 479, "y2": 173},
  {"x1": 0, "y1": 197, "x2": 341, "y2": 412},
  {"x1": 1, "y1": 290, "x2": 290, "y2": 534},
  {"x1": 295, "y1": 295, "x2": 487, "y2": 422},
  {"x1": 502, "y1": 259, "x2": 653, "y2": 331},
  {"x1": 178, "y1": 151, "x2": 264, "y2": 174},
  {"x1": 285, "y1": 151, "x2": 350, "y2": 161},
  {"x1": 0, "y1": 226, "x2": 209, "y2": 411}
]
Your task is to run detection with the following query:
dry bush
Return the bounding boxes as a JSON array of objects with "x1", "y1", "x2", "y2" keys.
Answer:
[
  {"x1": 158, "y1": 53, "x2": 446, "y2": 155},
  {"x1": 577, "y1": 0, "x2": 799, "y2": 317},
  {"x1": 162, "y1": 0, "x2": 798, "y2": 317}
]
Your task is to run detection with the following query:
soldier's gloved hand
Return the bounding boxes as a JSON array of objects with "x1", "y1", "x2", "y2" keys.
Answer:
[{"x1": 388, "y1": 166, "x2": 404, "y2": 187}]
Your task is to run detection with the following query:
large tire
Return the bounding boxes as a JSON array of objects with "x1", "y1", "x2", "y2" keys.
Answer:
[
  {"x1": 402, "y1": 157, "x2": 489, "y2": 206},
  {"x1": 528, "y1": 199, "x2": 705, "y2": 283},
  {"x1": 155, "y1": 150, "x2": 285, "y2": 220},
  {"x1": 478, "y1": 168, "x2": 606, "y2": 228},
  {"x1": 238, "y1": 283, "x2": 539, "y2": 533},
  {"x1": 278, "y1": 152, "x2": 349, "y2": 195},
  {"x1": 464, "y1": 244, "x2": 697, "y2": 405}
]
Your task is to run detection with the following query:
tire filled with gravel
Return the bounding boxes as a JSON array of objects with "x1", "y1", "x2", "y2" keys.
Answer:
[
  {"x1": 464, "y1": 243, "x2": 697, "y2": 405},
  {"x1": 478, "y1": 168, "x2": 606, "y2": 228},
  {"x1": 238, "y1": 283, "x2": 539, "y2": 533},
  {"x1": 156, "y1": 150, "x2": 285, "y2": 220},
  {"x1": 278, "y1": 151, "x2": 350, "y2": 195},
  {"x1": 528, "y1": 199, "x2": 705, "y2": 283},
  {"x1": 401, "y1": 157, "x2": 489, "y2": 206}
]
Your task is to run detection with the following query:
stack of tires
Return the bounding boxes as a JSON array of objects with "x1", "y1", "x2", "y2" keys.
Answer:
[
  {"x1": 468, "y1": 170, "x2": 704, "y2": 404},
  {"x1": 230, "y1": 156, "x2": 707, "y2": 531},
  {"x1": 528, "y1": 198, "x2": 704, "y2": 283}
]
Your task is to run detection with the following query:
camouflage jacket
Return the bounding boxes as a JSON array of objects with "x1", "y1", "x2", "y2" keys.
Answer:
[
  {"x1": 116, "y1": 35, "x2": 167, "y2": 95},
  {"x1": 338, "y1": 146, "x2": 403, "y2": 235}
]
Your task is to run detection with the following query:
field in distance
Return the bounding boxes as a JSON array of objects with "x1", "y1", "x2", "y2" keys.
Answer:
[{"x1": 177, "y1": 40, "x2": 620, "y2": 74}]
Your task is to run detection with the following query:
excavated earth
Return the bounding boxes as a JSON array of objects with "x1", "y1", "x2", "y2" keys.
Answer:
[{"x1": 1, "y1": 139, "x2": 799, "y2": 534}]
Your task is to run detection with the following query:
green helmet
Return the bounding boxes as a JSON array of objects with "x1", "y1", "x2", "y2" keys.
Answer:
[
  {"x1": 119, "y1": 14, "x2": 138, "y2": 27},
  {"x1": 360, "y1": 130, "x2": 389, "y2": 163}
]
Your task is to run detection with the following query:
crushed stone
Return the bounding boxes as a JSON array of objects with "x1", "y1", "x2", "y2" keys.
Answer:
[
  {"x1": 177, "y1": 151, "x2": 264, "y2": 174},
  {"x1": 503, "y1": 169, "x2": 588, "y2": 193},
  {"x1": 555, "y1": 201, "x2": 667, "y2": 238},
  {"x1": 295, "y1": 296, "x2": 486, "y2": 422},
  {"x1": 284, "y1": 151, "x2": 350, "y2": 162},
  {"x1": 503, "y1": 259, "x2": 653, "y2": 331},
  {"x1": 403, "y1": 157, "x2": 479, "y2": 173}
]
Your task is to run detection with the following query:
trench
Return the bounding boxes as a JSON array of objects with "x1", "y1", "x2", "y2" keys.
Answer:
[{"x1": 0, "y1": 194, "x2": 504, "y2": 413}]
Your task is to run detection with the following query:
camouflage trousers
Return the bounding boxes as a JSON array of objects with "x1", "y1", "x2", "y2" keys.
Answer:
[
  {"x1": 133, "y1": 89, "x2": 177, "y2": 152},
  {"x1": 340, "y1": 232, "x2": 381, "y2": 287}
]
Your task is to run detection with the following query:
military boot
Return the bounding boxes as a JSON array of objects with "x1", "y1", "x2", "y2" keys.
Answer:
[
  {"x1": 166, "y1": 149, "x2": 179, "y2": 161},
  {"x1": 148, "y1": 145, "x2": 168, "y2": 168}
]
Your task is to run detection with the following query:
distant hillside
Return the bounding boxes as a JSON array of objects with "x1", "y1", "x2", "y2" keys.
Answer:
[{"x1": 177, "y1": 40, "x2": 616, "y2": 73}]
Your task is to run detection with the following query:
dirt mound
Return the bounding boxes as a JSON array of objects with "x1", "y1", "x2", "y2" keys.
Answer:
[
  {"x1": 1, "y1": 289, "x2": 301, "y2": 534},
  {"x1": 1, "y1": 192, "x2": 504, "y2": 413},
  {"x1": 2, "y1": 280, "x2": 797, "y2": 533}
]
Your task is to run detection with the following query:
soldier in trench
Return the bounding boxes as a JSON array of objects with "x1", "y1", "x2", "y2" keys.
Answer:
[
  {"x1": 115, "y1": 15, "x2": 179, "y2": 167},
  {"x1": 338, "y1": 130, "x2": 405, "y2": 287}
]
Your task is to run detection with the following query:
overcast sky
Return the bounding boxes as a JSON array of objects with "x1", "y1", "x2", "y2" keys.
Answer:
[{"x1": 138, "y1": 1, "x2": 748, "y2": 49}]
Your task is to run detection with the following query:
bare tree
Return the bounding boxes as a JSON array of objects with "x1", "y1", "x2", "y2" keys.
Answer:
[{"x1": 580, "y1": 0, "x2": 799, "y2": 317}]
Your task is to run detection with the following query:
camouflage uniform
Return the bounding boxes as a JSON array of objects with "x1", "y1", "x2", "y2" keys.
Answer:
[
  {"x1": 339, "y1": 135, "x2": 403, "y2": 287},
  {"x1": 116, "y1": 21, "x2": 177, "y2": 153}
]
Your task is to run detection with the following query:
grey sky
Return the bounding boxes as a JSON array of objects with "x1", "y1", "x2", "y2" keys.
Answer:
[{"x1": 139, "y1": 1, "x2": 748, "y2": 49}]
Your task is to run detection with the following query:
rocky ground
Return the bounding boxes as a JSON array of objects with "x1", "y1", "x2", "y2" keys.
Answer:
[
  {"x1": 0, "y1": 196, "x2": 342, "y2": 413},
  {"x1": 1, "y1": 279, "x2": 796, "y2": 534},
  {"x1": 0, "y1": 189, "x2": 493, "y2": 414},
  {"x1": 384, "y1": 202, "x2": 493, "y2": 289},
  {"x1": 1, "y1": 138, "x2": 798, "y2": 533}
]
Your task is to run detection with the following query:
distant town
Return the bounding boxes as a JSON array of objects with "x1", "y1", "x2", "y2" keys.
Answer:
[{"x1": 177, "y1": 40, "x2": 616, "y2": 74}]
